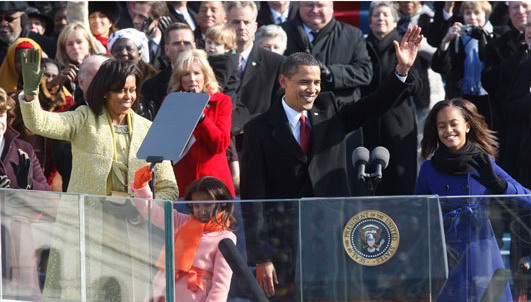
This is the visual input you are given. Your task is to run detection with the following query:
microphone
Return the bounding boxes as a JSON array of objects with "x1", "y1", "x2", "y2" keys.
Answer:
[
  {"x1": 352, "y1": 147, "x2": 370, "y2": 181},
  {"x1": 218, "y1": 239, "x2": 268, "y2": 302},
  {"x1": 370, "y1": 147, "x2": 390, "y2": 180}
]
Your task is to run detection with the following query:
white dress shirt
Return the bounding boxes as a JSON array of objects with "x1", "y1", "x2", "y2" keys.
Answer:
[
  {"x1": 282, "y1": 97, "x2": 310, "y2": 145},
  {"x1": 239, "y1": 42, "x2": 254, "y2": 72},
  {"x1": 270, "y1": 7, "x2": 289, "y2": 24}
]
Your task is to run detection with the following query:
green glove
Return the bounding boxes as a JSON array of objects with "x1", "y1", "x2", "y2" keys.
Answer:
[{"x1": 21, "y1": 48, "x2": 44, "y2": 97}]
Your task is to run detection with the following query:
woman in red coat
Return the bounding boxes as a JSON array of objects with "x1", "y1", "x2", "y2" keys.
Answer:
[{"x1": 167, "y1": 49, "x2": 235, "y2": 197}]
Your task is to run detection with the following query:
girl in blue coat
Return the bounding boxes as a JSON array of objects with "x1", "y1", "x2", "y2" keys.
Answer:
[{"x1": 414, "y1": 98, "x2": 531, "y2": 301}]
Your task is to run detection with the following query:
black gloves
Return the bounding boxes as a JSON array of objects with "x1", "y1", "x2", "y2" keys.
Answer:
[
  {"x1": 469, "y1": 153, "x2": 507, "y2": 194},
  {"x1": 0, "y1": 175, "x2": 10, "y2": 188},
  {"x1": 10, "y1": 149, "x2": 32, "y2": 190}
]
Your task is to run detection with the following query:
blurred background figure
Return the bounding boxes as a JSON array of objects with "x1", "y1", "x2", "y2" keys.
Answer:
[
  {"x1": 194, "y1": 1, "x2": 226, "y2": 49},
  {"x1": 88, "y1": 1, "x2": 120, "y2": 50},
  {"x1": 257, "y1": 1, "x2": 298, "y2": 27},
  {"x1": 255, "y1": 24, "x2": 288, "y2": 55}
]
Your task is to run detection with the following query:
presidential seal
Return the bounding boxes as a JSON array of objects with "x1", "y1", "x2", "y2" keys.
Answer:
[{"x1": 342, "y1": 210, "x2": 399, "y2": 266}]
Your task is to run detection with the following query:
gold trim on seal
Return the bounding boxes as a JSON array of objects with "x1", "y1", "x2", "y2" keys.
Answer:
[{"x1": 342, "y1": 210, "x2": 400, "y2": 266}]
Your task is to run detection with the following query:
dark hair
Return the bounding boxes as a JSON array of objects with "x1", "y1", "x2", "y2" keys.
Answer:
[
  {"x1": 184, "y1": 177, "x2": 235, "y2": 230},
  {"x1": 280, "y1": 52, "x2": 319, "y2": 77},
  {"x1": 41, "y1": 57, "x2": 61, "y2": 70},
  {"x1": 0, "y1": 87, "x2": 16, "y2": 125},
  {"x1": 86, "y1": 59, "x2": 142, "y2": 116},
  {"x1": 421, "y1": 98, "x2": 498, "y2": 159},
  {"x1": 163, "y1": 22, "x2": 194, "y2": 44}
]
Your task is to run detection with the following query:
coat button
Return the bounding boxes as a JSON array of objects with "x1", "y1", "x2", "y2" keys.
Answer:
[{"x1": 443, "y1": 185, "x2": 450, "y2": 191}]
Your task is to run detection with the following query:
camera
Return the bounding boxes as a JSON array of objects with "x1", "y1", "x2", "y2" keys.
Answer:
[{"x1": 460, "y1": 25, "x2": 473, "y2": 35}]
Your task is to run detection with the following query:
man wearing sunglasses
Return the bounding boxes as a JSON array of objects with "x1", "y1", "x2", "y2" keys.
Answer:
[{"x1": 0, "y1": 2, "x2": 55, "y2": 65}]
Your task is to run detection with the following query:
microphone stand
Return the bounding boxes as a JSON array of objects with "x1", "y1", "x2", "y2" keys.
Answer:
[{"x1": 145, "y1": 155, "x2": 163, "y2": 301}]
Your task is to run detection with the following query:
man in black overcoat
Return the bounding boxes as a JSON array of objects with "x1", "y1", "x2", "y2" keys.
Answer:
[{"x1": 240, "y1": 26, "x2": 423, "y2": 300}]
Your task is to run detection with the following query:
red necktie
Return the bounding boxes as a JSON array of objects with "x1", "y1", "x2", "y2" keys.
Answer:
[{"x1": 300, "y1": 114, "x2": 311, "y2": 154}]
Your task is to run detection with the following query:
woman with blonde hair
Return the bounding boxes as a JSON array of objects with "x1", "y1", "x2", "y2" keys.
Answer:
[
  {"x1": 167, "y1": 49, "x2": 235, "y2": 197},
  {"x1": 53, "y1": 22, "x2": 104, "y2": 97}
]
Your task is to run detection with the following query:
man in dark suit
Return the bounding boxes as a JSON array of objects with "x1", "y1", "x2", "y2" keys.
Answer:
[
  {"x1": 226, "y1": 1, "x2": 285, "y2": 135},
  {"x1": 193, "y1": 1, "x2": 226, "y2": 49},
  {"x1": 167, "y1": 1, "x2": 197, "y2": 31},
  {"x1": 257, "y1": 1, "x2": 299, "y2": 27},
  {"x1": 140, "y1": 23, "x2": 196, "y2": 119},
  {"x1": 240, "y1": 27, "x2": 423, "y2": 299}
]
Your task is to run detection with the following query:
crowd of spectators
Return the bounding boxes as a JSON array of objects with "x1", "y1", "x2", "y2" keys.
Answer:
[{"x1": 1, "y1": 1, "x2": 531, "y2": 301}]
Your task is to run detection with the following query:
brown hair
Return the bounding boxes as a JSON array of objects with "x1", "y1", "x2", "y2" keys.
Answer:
[
  {"x1": 421, "y1": 98, "x2": 498, "y2": 159},
  {"x1": 184, "y1": 177, "x2": 235, "y2": 230},
  {"x1": 459, "y1": 1, "x2": 492, "y2": 19},
  {"x1": 163, "y1": 22, "x2": 194, "y2": 44},
  {"x1": 205, "y1": 23, "x2": 237, "y2": 51},
  {"x1": 0, "y1": 88, "x2": 17, "y2": 125}
]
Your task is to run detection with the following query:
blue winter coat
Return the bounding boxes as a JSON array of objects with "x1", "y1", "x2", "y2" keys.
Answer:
[{"x1": 415, "y1": 158, "x2": 531, "y2": 302}]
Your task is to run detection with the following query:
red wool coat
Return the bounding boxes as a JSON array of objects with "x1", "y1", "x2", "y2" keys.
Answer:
[{"x1": 173, "y1": 92, "x2": 235, "y2": 197}]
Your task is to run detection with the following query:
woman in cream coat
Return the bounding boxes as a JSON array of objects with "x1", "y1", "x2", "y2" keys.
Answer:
[{"x1": 19, "y1": 49, "x2": 178, "y2": 301}]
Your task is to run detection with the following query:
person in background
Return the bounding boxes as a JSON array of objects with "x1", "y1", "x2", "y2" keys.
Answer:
[
  {"x1": 167, "y1": 1, "x2": 197, "y2": 32},
  {"x1": 25, "y1": 7, "x2": 53, "y2": 36},
  {"x1": 0, "y1": 2, "x2": 56, "y2": 64},
  {"x1": 108, "y1": 28, "x2": 159, "y2": 84},
  {"x1": 362, "y1": 1, "x2": 425, "y2": 196},
  {"x1": 167, "y1": 49, "x2": 235, "y2": 197},
  {"x1": 0, "y1": 87, "x2": 49, "y2": 191},
  {"x1": 204, "y1": 23, "x2": 236, "y2": 56},
  {"x1": 255, "y1": 24, "x2": 288, "y2": 55},
  {"x1": 257, "y1": 1, "x2": 299, "y2": 27},
  {"x1": 432, "y1": 1, "x2": 500, "y2": 128},
  {"x1": 414, "y1": 98, "x2": 531, "y2": 301},
  {"x1": 194, "y1": 1, "x2": 226, "y2": 49},
  {"x1": 0, "y1": 38, "x2": 42, "y2": 95},
  {"x1": 50, "y1": 2, "x2": 68, "y2": 38},
  {"x1": 88, "y1": 1, "x2": 121, "y2": 50},
  {"x1": 482, "y1": 0, "x2": 531, "y2": 131},
  {"x1": 19, "y1": 51, "x2": 178, "y2": 301},
  {"x1": 141, "y1": 22, "x2": 196, "y2": 120},
  {"x1": 133, "y1": 175, "x2": 236, "y2": 302}
]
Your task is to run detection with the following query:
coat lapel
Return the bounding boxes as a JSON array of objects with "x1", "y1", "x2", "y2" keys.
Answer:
[
  {"x1": 268, "y1": 102, "x2": 308, "y2": 163},
  {"x1": 241, "y1": 45, "x2": 261, "y2": 88}
]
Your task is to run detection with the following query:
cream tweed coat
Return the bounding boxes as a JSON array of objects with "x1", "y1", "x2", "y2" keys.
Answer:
[{"x1": 19, "y1": 94, "x2": 179, "y2": 200}]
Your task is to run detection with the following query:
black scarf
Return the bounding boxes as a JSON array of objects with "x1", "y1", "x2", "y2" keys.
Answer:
[{"x1": 431, "y1": 141, "x2": 483, "y2": 175}]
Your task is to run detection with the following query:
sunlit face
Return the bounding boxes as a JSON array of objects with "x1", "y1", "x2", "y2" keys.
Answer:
[
  {"x1": 298, "y1": 1, "x2": 334, "y2": 30},
  {"x1": 370, "y1": 5, "x2": 397, "y2": 38},
  {"x1": 0, "y1": 112, "x2": 7, "y2": 137},
  {"x1": 66, "y1": 29, "x2": 91, "y2": 64},
  {"x1": 228, "y1": 6, "x2": 257, "y2": 47},
  {"x1": 205, "y1": 38, "x2": 227, "y2": 55},
  {"x1": 132, "y1": 3, "x2": 151, "y2": 31},
  {"x1": 165, "y1": 29, "x2": 196, "y2": 64},
  {"x1": 180, "y1": 62, "x2": 205, "y2": 93},
  {"x1": 509, "y1": 1, "x2": 530, "y2": 30},
  {"x1": 27, "y1": 17, "x2": 45, "y2": 35},
  {"x1": 197, "y1": 1, "x2": 226, "y2": 33},
  {"x1": 105, "y1": 75, "x2": 137, "y2": 124},
  {"x1": 259, "y1": 36, "x2": 285, "y2": 55},
  {"x1": 463, "y1": 8, "x2": 486, "y2": 26},
  {"x1": 191, "y1": 192, "x2": 216, "y2": 223},
  {"x1": 398, "y1": 2, "x2": 420, "y2": 16},
  {"x1": 280, "y1": 65, "x2": 321, "y2": 113},
  {"x1": 54, "y1": 8, "x2": 68, "y2": 35},
  {"x1": 111, "y1": 38, "x2": 140, "y2": 63},
  {"x1": 0, "y1": 11, "x2": 23, "y2": 43},
  {"x1": 89, "y1": 11, "x2": 112, "y2": 37},
  {"x1": 436, "y1": 106, "x2": 470, "y2": 151}
]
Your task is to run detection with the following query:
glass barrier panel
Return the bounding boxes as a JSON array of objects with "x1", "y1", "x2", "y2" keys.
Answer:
[
  {"x1": 437, "y1": 194, "x2": 531, "y2": 302},
  {"x1": 1, "y1": 189, "x2": 75, "y2": 302},
  {"x1": 0, "y1": 189, "x2": 170, "y2": 302},
  {"x1": 298, "y1": 196, "x2": 446, "y2": 301}
]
